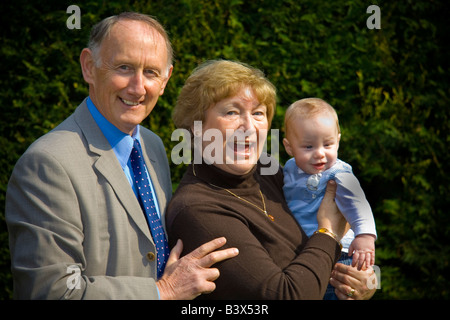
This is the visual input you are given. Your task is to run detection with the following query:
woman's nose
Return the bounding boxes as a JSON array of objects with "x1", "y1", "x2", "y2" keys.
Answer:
[{"x1": 239, "y1": 113, "x2": 254, "y2": 131}]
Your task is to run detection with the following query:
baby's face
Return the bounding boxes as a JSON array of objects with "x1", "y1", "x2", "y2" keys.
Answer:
[{"x1": 283, "y1": 115, "x2": 340, "y2": 174}]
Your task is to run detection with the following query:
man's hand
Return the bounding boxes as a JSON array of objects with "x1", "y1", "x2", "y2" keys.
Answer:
[{"x1": 156, "y1": 237, "x2": 239, "y2": 300}]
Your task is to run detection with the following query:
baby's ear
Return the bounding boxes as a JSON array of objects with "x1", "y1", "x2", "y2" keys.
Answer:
[{"x1": 283, "y1": 138, "x2": 293, "y2": 156}]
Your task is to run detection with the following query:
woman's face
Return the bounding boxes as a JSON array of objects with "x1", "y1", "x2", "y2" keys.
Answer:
[{"x1": 199, "y1": 86, "x2": 269, "y2": 175}]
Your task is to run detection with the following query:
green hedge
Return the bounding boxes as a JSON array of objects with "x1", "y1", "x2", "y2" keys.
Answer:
[{"x1": 1, "y1": 0, "x2": 448, "y2": 299}]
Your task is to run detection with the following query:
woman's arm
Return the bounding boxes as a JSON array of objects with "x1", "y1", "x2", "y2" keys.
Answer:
[
  {"x1": 317, "y1": 181, "x2": 375, "y2": 300},
  {"x1": 316, "y1": 180, "x2": 350, "y2": 241},
  {"x1": 170, "y1": 207, "x2": 340, "y2": 299},
  {"x1": 168, "y1": 181, "x2": 343, "y2": 300}
]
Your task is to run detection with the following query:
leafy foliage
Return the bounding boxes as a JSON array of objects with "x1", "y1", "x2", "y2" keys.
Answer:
[{"x1": 1, "y1": 0, "x2": 448, "y2": 299}]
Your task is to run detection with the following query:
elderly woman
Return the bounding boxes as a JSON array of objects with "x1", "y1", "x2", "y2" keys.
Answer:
[{"x1": 166, "y1": 60, "x2": 375, "y2": 299}]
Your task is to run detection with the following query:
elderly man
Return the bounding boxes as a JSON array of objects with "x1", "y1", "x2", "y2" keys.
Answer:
[{"x1": 5, "y1": 12, "x2": 238, "y2": 300}]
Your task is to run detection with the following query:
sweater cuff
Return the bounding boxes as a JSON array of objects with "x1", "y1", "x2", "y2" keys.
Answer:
[{"x1": 307, "y1": 233, "x2": 342, "y2": 264}]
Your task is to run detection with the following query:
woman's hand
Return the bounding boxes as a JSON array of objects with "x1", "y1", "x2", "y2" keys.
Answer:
[
  {"x1": 316, "y1": 180, "x2": 349, "y2": 241},
  {"x1": 329, "y1": 263, "x2": 377, "y2": 300}
]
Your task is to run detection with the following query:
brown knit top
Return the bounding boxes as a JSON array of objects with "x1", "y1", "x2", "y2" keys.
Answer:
[{"x1": 166, "y1": 157, "x2": 341, "y2": 299}]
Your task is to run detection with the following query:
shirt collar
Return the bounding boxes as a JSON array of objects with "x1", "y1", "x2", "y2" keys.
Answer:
[{"x1": 86, "y1": 97, "x2": 140, "y2": 170}]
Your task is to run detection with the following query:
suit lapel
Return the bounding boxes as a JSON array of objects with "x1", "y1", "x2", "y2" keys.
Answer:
[{"x1": 73, "y1": 100, "x2": 154, "y2": 242}]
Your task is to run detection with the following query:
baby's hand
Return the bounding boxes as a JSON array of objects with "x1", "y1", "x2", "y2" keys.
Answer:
[{"x1": 348, "y1": 234, "x2": 376, "y2": 270}]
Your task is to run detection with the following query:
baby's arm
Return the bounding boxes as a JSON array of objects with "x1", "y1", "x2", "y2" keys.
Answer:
[
  {"x1": 348, "y1": 234, "x2": 376, "y2": 270},
  {"x1": 334, "y1": 169, "x2": 377, "y2": 270}
]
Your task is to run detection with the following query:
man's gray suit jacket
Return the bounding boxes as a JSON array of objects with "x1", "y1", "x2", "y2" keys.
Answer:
[{"x1": 6, "y1": 98, "x2": 172, "y2": 299}]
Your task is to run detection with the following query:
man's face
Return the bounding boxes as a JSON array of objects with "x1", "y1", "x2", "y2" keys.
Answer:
[{"x1": 82, "y1": 20, "x2": 172, "y2": 135}]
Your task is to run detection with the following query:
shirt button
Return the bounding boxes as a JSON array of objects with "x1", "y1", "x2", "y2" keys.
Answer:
[{"x1": 146, "y1": 252, "x2": 156, "y2": 261}]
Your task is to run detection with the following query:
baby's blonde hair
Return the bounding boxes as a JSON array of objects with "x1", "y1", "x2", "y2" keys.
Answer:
[{"x1": 284, "y1": 98, "x2": 340, "y2": 136}]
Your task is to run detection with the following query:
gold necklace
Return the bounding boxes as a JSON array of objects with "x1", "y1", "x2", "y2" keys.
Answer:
[{"x1": 192, "y1": 164, "x2": 274, "y2": 221}]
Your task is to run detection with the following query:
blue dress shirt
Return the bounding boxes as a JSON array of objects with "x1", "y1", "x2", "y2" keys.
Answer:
[{"x1": 86, "y1": 97, "x2": 161, "y2": 219}]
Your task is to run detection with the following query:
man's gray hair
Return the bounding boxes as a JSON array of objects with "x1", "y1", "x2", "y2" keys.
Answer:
[{"x1": 88, "y1": 12, "x2": 173, "y2": 72}]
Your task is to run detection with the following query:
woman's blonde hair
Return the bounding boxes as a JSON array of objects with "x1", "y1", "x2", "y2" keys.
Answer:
[{"x1": 172, "y1": 60, "x2": 276, "y2": 131}]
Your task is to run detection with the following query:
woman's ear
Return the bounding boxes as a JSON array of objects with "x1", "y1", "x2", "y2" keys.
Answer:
[{"x1": 191, "y1": 123, "x2": 203, "y2": 138}]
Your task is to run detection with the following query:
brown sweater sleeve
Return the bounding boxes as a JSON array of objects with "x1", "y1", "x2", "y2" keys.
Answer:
[{"x1": 168, "y1": 202, "x2": 341, "y2": 300}]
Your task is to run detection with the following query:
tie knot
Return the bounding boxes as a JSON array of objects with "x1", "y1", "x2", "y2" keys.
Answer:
[
  {"x1": 130, "y1": 139, "x2": 144, "y2": 163},
  {"x1": 133, "y1": 139, "x2": 142, "y2": 153}
]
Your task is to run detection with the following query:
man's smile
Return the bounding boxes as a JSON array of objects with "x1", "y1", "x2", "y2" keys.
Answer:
[{"x1": 120, "y1": 97, "x2": 142, "y2": 106}]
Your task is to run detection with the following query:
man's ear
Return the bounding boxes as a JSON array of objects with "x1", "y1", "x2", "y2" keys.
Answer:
[
  {"x1": 80, "y1": 48, "x2": 96, "y2": 85},
  {"x1": 159, "y1": 65, "x2": 173, "y2": 96},
  {"x1": 283, "y1": 137, "x2": 293, "y2": 157}
]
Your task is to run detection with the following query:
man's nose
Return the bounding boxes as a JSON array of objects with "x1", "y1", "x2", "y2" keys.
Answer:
[{"x1": 128, "y1": 72, "x2": 146, "y2": 97}]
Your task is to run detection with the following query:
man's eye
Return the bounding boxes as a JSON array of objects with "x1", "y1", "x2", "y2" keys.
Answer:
[{"x1": 145, "y1": 69, "x2": 158, "y2": 76}]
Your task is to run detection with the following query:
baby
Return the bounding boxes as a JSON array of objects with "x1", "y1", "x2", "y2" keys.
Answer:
[{"x1": 282, "y1": 98, "x2": 377, "y2": 294}]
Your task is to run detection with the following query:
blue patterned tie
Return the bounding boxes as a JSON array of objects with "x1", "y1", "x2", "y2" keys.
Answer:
[{"x1": 130, "y1": 139, "x2": 169, "y2": 278}]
